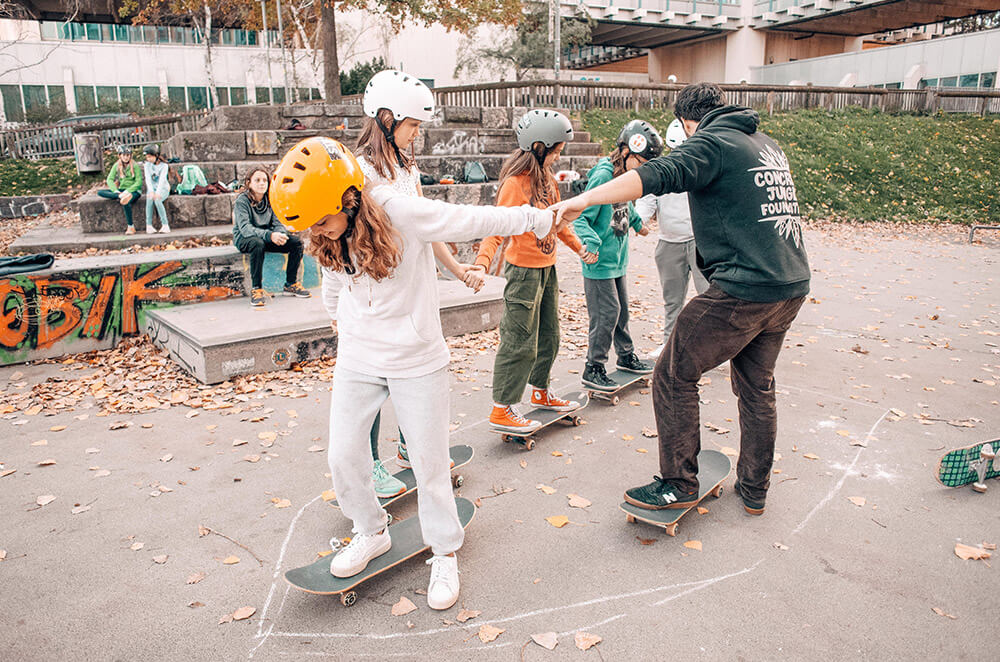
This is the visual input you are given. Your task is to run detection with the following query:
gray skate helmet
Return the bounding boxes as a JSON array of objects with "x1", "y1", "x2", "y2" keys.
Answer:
[
  {"x1": 114, "y1": 143, "x2": 131, "y2": 155},
  {"x1": 515, "y1": 109, "x2": 573, "y2": 152},
  {"x1": 142, "y1": 143, "x2": 160, "y2": 156},
  {"x1": 616, "y1": 120, "x2": 663, "y2": 161}
]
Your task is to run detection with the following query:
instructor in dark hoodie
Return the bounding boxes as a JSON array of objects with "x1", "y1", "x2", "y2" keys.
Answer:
[{"x1": 550, "y1": 83, "x2": 809, "y2": 516}]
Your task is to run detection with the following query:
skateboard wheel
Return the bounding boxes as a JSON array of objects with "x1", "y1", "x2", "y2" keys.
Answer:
[
  {"x1": 452, "y1": 474, "x2": 464, "y2": 488},
  {"x1": 523, "y1": 439, "x2": 535, "y2": 451},
  {"x1": 973, "y1": 482, "x2": 988, "y2": 493},
  {"x1": 711, "y1": 485, "x2": 723, "y2": 498},
  {"x1": 626, "y1": 515, "x2": 635, "y2": 524},
  {"x1": 611, "y1": 396, "x2": 620, "y2": 406},
  {"x1": 664, "y1": 523, "x2": 678, "y2": 537},
  {"x1": 341, "y1": 591, "x2": 357, "y2": 607},
  {"x1": 571, "y1": 416, "x2": 581, "y2": 426},
  {"x1": 501, "y1": 435, "x2": 511, "y2": 444}
]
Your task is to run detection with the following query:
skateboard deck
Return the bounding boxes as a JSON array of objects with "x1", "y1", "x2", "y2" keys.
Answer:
[
  {"x1": 327, "y1": 445, "x2": 473, "y2": 509},
  {"x1": 620, "y1": 449, "x2": 732, "y2": 537},
  {"x1": 286, "y1": 497, "x2": 476, "y2": 606},
  {"x1": 584, "y1": 369, "x2": 651, "y2": 406},
  {"x1": 936, "y1": 439, "x2": 1000, "y2": 492},
  {"x1": 497, "y1": 390, "x2": 589, "y2": 451}
]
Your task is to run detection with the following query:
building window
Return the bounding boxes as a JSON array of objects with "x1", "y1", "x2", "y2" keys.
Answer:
[
  {"x1": 230, "y1": 87, "x2": 247, "y2": 105},
  {"x1": 939, "y1": 76, "x2": 958, "y2": 87},
  {"x1": 885, "y1": 82, "x2": 901, "y2": 89},
  {"x1": 272, "y1": 88, "x2": 286, "y2": 104},
  {"x1": 167, "y1": 86, "x2": 187, "y2": 110},
  {"x1": 919, "y1": 78, "x2": 937, "y2": 89},
  {"x1": 120, "y1": 87, "x2": 141, "y2": 108},
  {"x1": 309, "y1": 88, "x2": 321, "y2": 100},
  {"x1": 142, "y1": 86, "x2": 162, "y2": 104},
  {"x1": 256, "y1": 87, "x2": 271, "y2": 104},
  {"x1": 96, "y1": 86, "x2": 118, "y2": 107},
  {"x1": 39, "y1": 21, "x2": 59, "y2": 40},
  {"x1": 981, "y1": 72, "x2": 996, "y2": 89},
  {"x1": 47, "y1": 86, "x2": 66, "y2": 111},
  {"x1": 75, "y1": 85, "x2": 97, "y2": 112},
  {"x1": 22, "y1": 85, "x2": 47, "y2": 110},
  {"x1": 188, "y1": 87, "x2": 209, "y2": 109},
  {"x1": 216, "y1": 87, "x2": 231, "y2": 106},
  {"x1": 959, "y1": 73, "x2": 979, "y2": 88},
  {"x1": 1, "y1": 85, "x2": 24, "y2": 122},
  {"x1": 113, "y1": 24, "x2": 130, "y2": 42}
]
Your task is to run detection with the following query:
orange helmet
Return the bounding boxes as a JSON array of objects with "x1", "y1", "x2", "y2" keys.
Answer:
[{"x1": 269, "y1": 137, "x2": 366, "y2": 232}]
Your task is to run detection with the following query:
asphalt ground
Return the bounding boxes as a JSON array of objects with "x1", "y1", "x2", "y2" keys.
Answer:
[{"x1": 1, "y1": 222, "x2": 997, "y2": 661}]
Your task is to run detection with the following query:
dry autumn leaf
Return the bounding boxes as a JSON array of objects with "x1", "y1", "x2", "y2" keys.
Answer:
[
  {"x1": 198, "y1": 525, "x2": 211, "y2": 537},
  {"x1": 152, "y1": 555, "x2": 168, "y2": 564},
  {"x1": 160, "y1": 454, "x2": 173, "y2": 463},
  {"x1": 222, "y1": 555, "x2": 240, "y2": 565},
  {"x1": 218, "y1": 613, "x2": 233, "y2": 625},
  {"x1": 49, "y1": 425, "x2": 67, "y2": 432},
  {"x1": 641, "y1": 427, "x2": 658, "y2": 438},
  {"x1": 30, "y1": 439, "x2": 47, "y2": 446},
  {"x1": 36, "y1": 495, "x2": 56, "y2": 506},
  {"x1": 391, "y1": 596, "x2": 417, "y2": 616},
  {"x1": 321, "y1": 489, "x2": 337, "y2": 502},
  {"x1": 531, "y1": 632, "x2": 558, "y2": 650},
  {"x1": 232, "y1": 439, "x2": 248, "y2": 447},
  {"x1": 478, "y1": 624, "x2": 504, "y2": 643},
  {"x1": 130, "y1": 542, "x2": 144, "y2": 551},
  {"x1": 931, "y1": 607, "x2": 957, "y2": 620},
  {"x1": 186, "y1": 572, "x2": 206, "y2": 584},
  {"x1": 683, "y1": 540, "x2": 703, "y2": 551},
  {"x1": 71, "y1": 504, "x2": 91, "y2": 515},
  {"x1": 258, "y1": 432, "x2": 277, "y2": 443},
  {"x1": 272, "y1": 498, "x2": 291, "y2": 509},
  {"x1": 307, "y1": 445, "x2": 324, "y2": 452},
  {"x1": 36, "y1": 459, "x2": 56, "y2": 466},
  {"x1": 545, "y1": 515, "x2": 570, "y2": 528},
  {"x1": 567, "y1": 494, "x2": 591, "y2": 509},
  {"x1": 550, "y1": 450, "x2": 563, "y2": 457},
  {"x1": 697, "y1": 506, "x2": 709, "y2": 515},
  {"x1": 243, "y1": 455, "x2": 261, "y2": 463},
  {"x1": 622, "y1": 434, "x2": 634, "y2": 441},
  {"x1": 803, "y1": 453, "x2": 820, "y2": 460},
  {"x1": 636, "y1": 448, "x2": 648, "y2": 453},
  {"x1": 519, "y1": 459, "x2": 527, "y2": 469},
  {"x1": 954, "y1": 543, "x2": 991, "y2": 561},
  {"x1": 847, "y1": 496, "x2": 866, "y2": 507},
  {"x1": 232, "y1": 606, "x2": 255, "y2": 621},
  {"x1": 575, "y1": 632, "x2": 602, "y2": 651},
  {"x1": 536, "y1": 484, "x2": 557, "y2": 495},
  {"x1": 456, "y1": 608, "x2": 481, "y2": 623}
]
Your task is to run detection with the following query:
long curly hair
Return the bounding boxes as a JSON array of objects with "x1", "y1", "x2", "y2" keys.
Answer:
[
  {"x1": 497, "y1": 142, "x2": 562, "y2": 208},
  {"x1": 356, "y1": 108, "x2": 416, "y2": 181},
  {"x1": 608, "y1": 146, "x2": 628, "y2": 177},
  {"x1": 308, "y1": 186, "x2": 402, "y2": 282}
]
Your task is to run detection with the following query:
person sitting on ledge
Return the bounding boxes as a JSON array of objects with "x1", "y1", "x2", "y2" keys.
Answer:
[
  {"x1": 232, "y1": 167, "x2": 311, "y2": 307},
  {"x1": 97, "y1": 144, "x2": 142, "y2": 235}
]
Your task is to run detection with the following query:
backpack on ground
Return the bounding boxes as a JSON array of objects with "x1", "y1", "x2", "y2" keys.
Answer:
[
  {"x1": 177, "y1": 164, "x2": 208, "y2": 195},
  {"x1": 570, "y1": 176, "x2": 589, "y2": 196},
  {"x1": 463, "y1": 161, "x2": 488, "y2": 184},
  {"x1": 419, "y1": 173, "x2": 437, "y2": 186}
]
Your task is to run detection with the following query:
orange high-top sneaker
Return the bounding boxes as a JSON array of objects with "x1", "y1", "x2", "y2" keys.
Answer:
[
  {"x1": 530, "y1": 388, "x2": 579, "y2": 412},
  {"x1": 489, "y1": 405, "x2": 541, "y2": 433}
]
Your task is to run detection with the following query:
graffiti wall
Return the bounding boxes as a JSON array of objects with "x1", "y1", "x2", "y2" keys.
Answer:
[{"x1": 1, "y1": 255, "x2": 244, "y2": 365}]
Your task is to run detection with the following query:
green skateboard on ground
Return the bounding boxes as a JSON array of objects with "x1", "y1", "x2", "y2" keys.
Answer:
[
  {"x1": 497, "y1": 390, "x2": 589, "y2": 451},
  {"x1": 620, "y1": 450, "x2": 732, "y2": 537},
  {"x1": 937, "y1": 439, "x2": 1000, "y2": 493},
  {"x1": 326, "y1": 445, "x2": 473, "y2": 509},
  {"x1": 584, "y1": 369, "x2": 651, "y2": 406},
  {"x1": 286, "y1": 497, "x2": 477, "y2": 606}
]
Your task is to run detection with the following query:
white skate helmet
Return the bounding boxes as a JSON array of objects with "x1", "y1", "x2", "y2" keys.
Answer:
[
  {"x1": 363, "y1": 70, "x2": 436, "y2": 122},
  {"x1": 515, "y1": 109, "x2": 574, "y2": 151},
  {"x1": 665, "y1": 118, "x2": 687, "y2": 149}
]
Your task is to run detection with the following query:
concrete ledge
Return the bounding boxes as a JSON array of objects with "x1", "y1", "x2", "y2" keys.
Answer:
[
  {"x1": 9, "y1": 222, "x2": 235, "y2": 254},
  {"x1": 78, "y1": 192, "x2": 236, "y2": 234},
  {"x1": 145, "y1": 276, "x2": 506, "y2": 383},
  {"x1": 0, "y1": 194, "x2": 71, "y2": 219}
]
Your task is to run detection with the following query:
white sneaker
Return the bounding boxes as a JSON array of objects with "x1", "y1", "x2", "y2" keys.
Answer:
[
  {"x1": 648, "y1": 344, "x2": 665, "y2": 360},
  {"x1": 329, "y1": 528, "x2": 391, "y2": 578},
  {"x1": 145, "y1": 225, "x2": 156, "y2": 234},
  {"x1": 159, "y1": 225, "x2": 171, "y2": 234},
  {"x1": 426, "y1": 554, "x2": 460, "y2": 610}
]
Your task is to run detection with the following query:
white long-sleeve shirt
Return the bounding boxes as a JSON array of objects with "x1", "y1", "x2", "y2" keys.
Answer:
[
  {"x1": 634, "y1": 192, "x2": 694, "y2": 243},
  {"x1": 143, "y1": 161, "x2": 170, "y2": 198},
  {"x1": 322, "y1": 185, "x2": 553, "y2": 378}
]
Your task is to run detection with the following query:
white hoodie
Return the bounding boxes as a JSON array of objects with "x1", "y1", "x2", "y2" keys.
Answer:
[
  {"x1": 322, "y1": 185, "x2": 553, "y2": 378},
  {"x1": 634, "y1": 192, "x2": 694, "y2": 244}
]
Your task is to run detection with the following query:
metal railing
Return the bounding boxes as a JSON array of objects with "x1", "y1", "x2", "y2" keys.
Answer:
[
  {"x1": 430, "y1": 80, "x2": 1000, "y2": 115},
  {"x1": 0, "y1": 111, "x2": 208, "y2": 160}
]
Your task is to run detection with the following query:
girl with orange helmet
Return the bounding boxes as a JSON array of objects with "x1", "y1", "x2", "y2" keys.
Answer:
[
  {"x1": 270, "y1": 136, "x2": 557, "y2": 611},
  {"x1": 469, "y1": 110, "x2": 595, "y2": 435},
  {"x1": 354, "y1": 70, "x2": 485, "y2": 499}
]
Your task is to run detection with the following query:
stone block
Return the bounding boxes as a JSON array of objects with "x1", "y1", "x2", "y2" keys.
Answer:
[
  {"x1": 0, "y1": 194, "x2": 71, "y2": 219},
  {"x1": 481, "y1": 107, "x2": 511, "y2": 130},
  {"x1": 478, "y1": 183, "x2": 501, "y2": 205},
  {"x1": 323, "y1": 104, "x2": 366, "y2": 117},
  {"x1": 562, "y1": 142, "x2": 602, "y2": 157},
  {"x1": 204, "y1": 193, "x2": 236, "y2": 224},
  {"x1": 443, "y1": 107, "x2": 482, "y2": 124},
  {"x1": 196, "y1": 162, "x2": 236, "y2": 185},
  {"x1": 235, "y1": 161, "x2": 277, "y2": 182},
  {"x1": 422, "y1": 128, "x2": 483, "y2": 155},
  {"x1": 282, "y1": 104, "x2": 324, "y2": 118},
  {"x1": 166, "y1": 131, "x2": 247, "y2": 161},
  {"x1": 162, "y1": 195, "x2": 208, "y2": 229},
  {"x1": 446, "y1": 184, "x2": 482, "y2": 206},
  {"x1": 209, "y1": 105, "x2": 283, "y2": 131},
  {"x1": 246, "y1": 130, "x2": 279, "y2": 156},
  {"x1": 479, "y1": 129, "x2": 517, "y2": 154}
]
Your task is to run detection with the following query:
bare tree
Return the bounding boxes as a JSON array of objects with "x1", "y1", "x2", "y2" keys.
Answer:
[{"x1": 0, "y1": 1, "x2": 82, "y2": 80}]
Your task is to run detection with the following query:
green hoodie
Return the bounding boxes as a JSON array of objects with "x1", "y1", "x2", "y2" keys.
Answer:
[
  {"x1": 635, "y1": 105, "x2": 810, "y2": 303},
  {"x1": 105, "y1": 159, "x2": 142, "y2": 194},
  {"x1": 572, "y1": 157, "x2": 643, "y2": 280}
]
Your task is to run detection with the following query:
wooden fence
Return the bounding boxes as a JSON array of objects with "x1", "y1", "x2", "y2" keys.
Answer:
[
  {"x1": 0, "y1": 111, "x2": 208, "y2": 160},
  {"x1": 431, "y1": 80, "x2": 1000, "y2": 116}
]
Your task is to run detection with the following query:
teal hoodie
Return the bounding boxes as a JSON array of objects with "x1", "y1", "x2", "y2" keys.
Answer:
[
  {"x1": 572, "y1": 158, "x2": 643, "y2": 280},
  {"x1": 635, "y1": 105, "x2": 809, "y2": 303}
]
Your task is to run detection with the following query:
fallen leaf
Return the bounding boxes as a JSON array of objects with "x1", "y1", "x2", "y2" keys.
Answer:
[
  {"x1": 108, "y1": 421, "x2": 130, "y2": 430},
  {"x1": 519, "y1": 459, "x2": 527, "y2": 469},
  {"x1": 636, "y1": 448, "x2": 648, "y2": 454},
  {"x1": 773, "y1": 542, "x2": 789, "y2": 551},
  {"x1": 188, "y1": 601, "x2": 205, "y2": 608},
  {"x1": 954, "y1": 543, "x2": 991, "y2": 561},
  {"x1": 94, "y1": 469, "x2": 111, "y2": 478},
  {"x1": 847, "y1": 496, "x2": 866, "y2": 507},
  {"x1": 574, "y1": 631, "x2": 602, "y2": 651},
  {"x1": 141, "y1": 423, "x2": 153, "y2": 429},
  {"x1": 198, "y1": 525, "x2": 211, "y2": 537},
  {"x1": 478, "y1": 624, "x2": 504, "y2": 643},
  {"x1": 36, "y1": 494, "x2": 56, "y2": 506},
  {"x1": 550, "y1": 450, "x2": 563, "y2": 457},
  {"x1": 25, "y1": 405, "x2": 42, "y2": 416},
  {"x1": 931, "y1": 607, "x2": 957, "y2": 620},
  {"x1": 30, "y1": 439, "x2": 47, "y2": 446},
  {"x1": 152, "y1": 555, "x2": 168, "y2": 564},
  {"x1": 850, "y1": 439, "x2": 868, "y2": 447},
  {"x1": 697, "y1": 506, "x2": 709, "y2": 515},
  {"x1": 232, "y1": 439, "x2": 248, "y2": 447},
  {"x1": 258, "y1": 431, "x2": 277, "y2": 444},
  {"x1": 531, "y1": 632, "x2": 558, "y2": 650},
  {"x1": 85, "y1": 447, "x2": 100, "y2": 454},
  {"x1": 719, "y1": 446, "x2": 739, "y2": 457},
  {"x1": 307, "y1": 445, "x2": 324, "y2": 452},
  {"x1": 536, "y1": 484, "x2": 557, "y2": 495},
  {"x1": 321, "y1": 489, "x2": 337, "y2": 502},
  {"x1": 186, "y1": 572, "x2": 206, "y2": 584},
  {"x1": 272, "y1": 498, "x2": 291, "y2": 509},
  {"x1": 456, "y1": 608, "x2": 481, "y2": 623},
  {"x1": 636, "y1": 537, "x2": 656, "y2": 545},
  {"x1": 222, "y1": 555, "x2": 240, "y2": 565},
  {"x1": 243, "y1": 454, "x2": 261, "y2": 463},
  {"x1": 130, "y1": 542, "x2": 144, "y2": 551},
  {"x1": 232, "y1": 606, "x2": 255, "y2": 621},
  {"x1": 567, "y1": 493, "x2": 591, "y2": 509},
  {"x1": 641, "y1": 427, "x2": 658, "y2": 438},
  {"x1": 1, "y1": 469, "x2": 16, "y2": 478},
  {"x1": 49, "y1": 425, "x2": 66, "y2": 432},
  {"x1": 836, "y1": 430, "x2": 851, "y2": 437},
  {"x1": 391, "y1": 596, "x2": 417, "y2": 616},
  {"x1": 803, "y1": 453, "x2": 820, "y2": 460},
  {"x1": 71, "y1": 504, "x2": 92, "y2": 515},
  {"x1": 683, "y1": 540, "x2": 702, "y2": 551},
  {"x1": 36, "y1": 459, "x2": 56, "y2": 466},
  {"x1": 622, "y1": 434, "x2": 634, "y2": 441},
  {"x1": 0, "y1": 550, "x2": 6, "y2": 561},
  {"x1": 160, "y1": 454, "x2": 173, "y2": 463},
  {"x1": 545, "y1": 515, "x2": 569, "y2": 528},
  {"x1": 218, "y1": 613, "x2": 233, "y2": 625}
]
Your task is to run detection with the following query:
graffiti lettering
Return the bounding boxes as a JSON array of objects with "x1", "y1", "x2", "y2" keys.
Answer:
[
  {"x1": 35, "y1": 279, "x2": 91, "y2": 349},
  {"x1": 430, "y1": 131, "x2": 485, "y2": 156}
]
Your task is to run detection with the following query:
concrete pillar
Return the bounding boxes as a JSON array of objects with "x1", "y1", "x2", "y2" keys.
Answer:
[
  {"x1": 724, "y1": 27, "x2": 767, "y2": 83},
  {"x1": 246, "y1": 69, "x2": 256, "y2": 104},
  {"x1": 63, "y1": 67, "x2": 76, "y2": 114},
  {"x1": 158, "y1": 70, "x2": 169, "y2": 103},
  {"x1": 844, "y1": 37, "x2": 864, "y2": 53},
  {"x1": 904, "y1": 64, "x2": 925, "y2": 89}
]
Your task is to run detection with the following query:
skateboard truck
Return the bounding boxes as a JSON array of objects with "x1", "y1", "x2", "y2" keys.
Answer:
[{"x1": 970, "y1": 443, "x2": 997, "y2": 493}]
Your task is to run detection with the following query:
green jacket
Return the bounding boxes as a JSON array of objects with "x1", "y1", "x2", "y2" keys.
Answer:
[
  {"x1": 572, "y1": 157, "x2": 643, "y2": 280},
  {"x1": 635, "y1": 105, "x2": 810, "y2": 302},
  {"x1": 105, "y1": 160, "x2": 143, "y2": 194}
]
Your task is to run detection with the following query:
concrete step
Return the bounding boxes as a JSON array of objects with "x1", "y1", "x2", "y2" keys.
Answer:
[
  {"x1": 9, "y1": 222, "x2": 234, "y2": 254},
  {"x1": 561, "y1": 142, "x2": 603, "y2": 156},
  {"x1": 77, "y1": 192, "x2": 237, "y2": 234},
  {"x1": 145, "y1": 276, "x2": 505, "y2": 383}
]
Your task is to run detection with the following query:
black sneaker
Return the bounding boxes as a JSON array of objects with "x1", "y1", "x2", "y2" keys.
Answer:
[
  {"x1": 624, "y1": 476, "x2": 698, "y2": 510},
  {"x1": 250, "y1": 289, "x2": 267, "y2": 307},
  {"x1": 617, "y1": 352, "x2": 653, "y2": 375},
  {"x1": 283, "y1": 282, "x2": 312, "y2": 298},
  {"x1": 734, "y1": 479, "x2": 765, "y2": 515},
  {"x1": 582, "y1": 362, "x2": 616, "y2": 392}
]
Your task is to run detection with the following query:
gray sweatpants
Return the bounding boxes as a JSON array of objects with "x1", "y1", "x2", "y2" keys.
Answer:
[
  {"x1": 655, "y1": 239, "x2": 709, "y2": 344},
  {"x1": 584, "y1": 275, "x2": 634, "y2": 365}
]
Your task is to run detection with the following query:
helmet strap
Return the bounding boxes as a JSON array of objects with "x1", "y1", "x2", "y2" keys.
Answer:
[
  {"x1": 376, "y1": 115, "x2": 406, "y2": 169},
  {"x1": 339, "y1": 204, "x2": 358, "y2": 276}
]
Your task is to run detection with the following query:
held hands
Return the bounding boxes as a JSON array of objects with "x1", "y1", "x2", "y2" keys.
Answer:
[
  {"x1": 548, "y1": 195, "x2": 588, "y2": 228},
  {"x1": 636, "y1": 226, "x2": 649, "y2": 237},
  {"x1": 271, "y1": 231, "x2": 289, "y2": 246},
  {"x1": 461, "y1": 265, "x2": 486, "y2": 293},
  {"x1": 579, "y1": 248, "x2": 599, "y2": 264}
]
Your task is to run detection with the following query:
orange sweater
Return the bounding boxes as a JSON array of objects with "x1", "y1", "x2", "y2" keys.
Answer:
[{"x1": 475, "y1": 174, "x2": 582, "y2": 270}]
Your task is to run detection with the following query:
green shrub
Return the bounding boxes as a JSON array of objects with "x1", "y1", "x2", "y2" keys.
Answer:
[
  {"x1": 0, "y1": 155, "x2": 109, "y2": 197},
  {"x1": 580, "y1": 107, "x2": 1000, "y2": 224}
]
